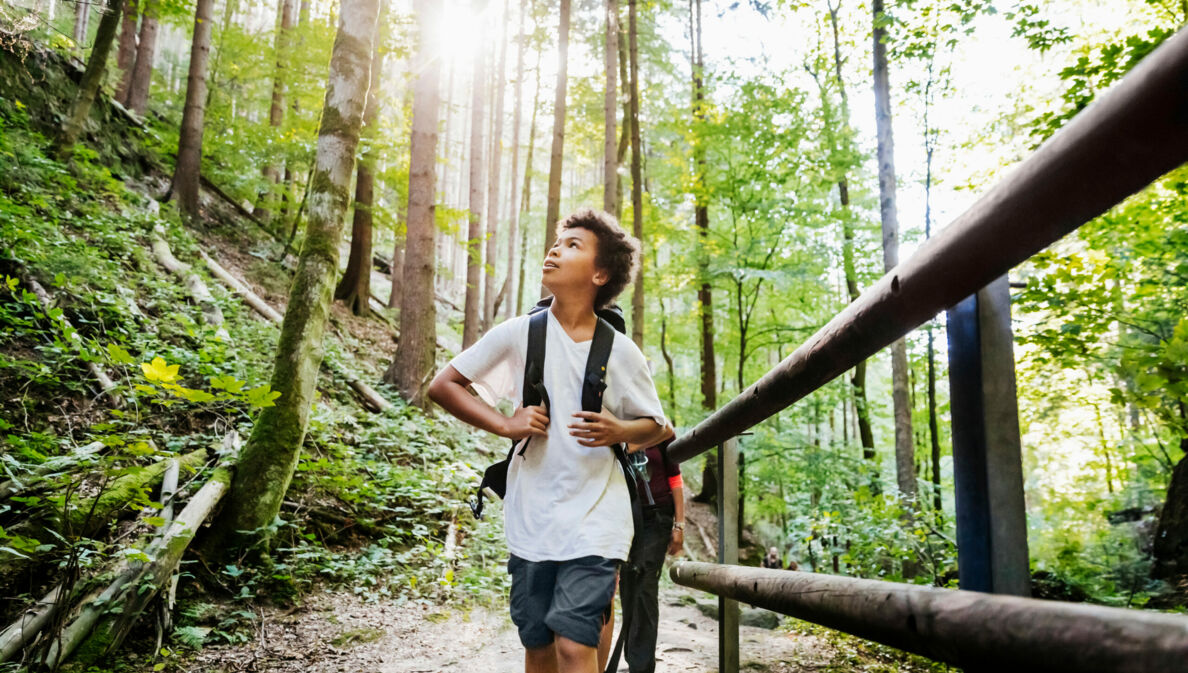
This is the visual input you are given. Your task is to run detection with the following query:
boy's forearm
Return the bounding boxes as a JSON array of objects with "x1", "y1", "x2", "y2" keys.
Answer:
[
  {"x1": 428, "y1": 378, "x2": 508, "y2": 438},
  {"x1": 619, "y1": 417, "x2": 667, "y2": 446}
]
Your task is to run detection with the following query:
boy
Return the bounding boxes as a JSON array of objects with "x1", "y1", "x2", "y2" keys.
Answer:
[{"x1": 428, "y1": 208, "x2": 669, "y2": 673}]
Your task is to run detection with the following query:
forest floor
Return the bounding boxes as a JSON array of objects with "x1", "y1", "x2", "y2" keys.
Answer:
[
  {"x1": 173, "y1": 583, "x2": 837, "y2": 673},
  {"x1": 135, "y1": 494, "x2": 938, "y2": 673}
]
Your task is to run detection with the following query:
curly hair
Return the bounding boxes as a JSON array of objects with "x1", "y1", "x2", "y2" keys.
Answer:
[{"x1": 556, "y1": 208, "x2": 641, "y2": 309}]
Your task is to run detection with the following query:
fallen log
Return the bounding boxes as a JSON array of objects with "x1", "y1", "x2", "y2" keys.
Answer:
[
  {"x1": 25, "y1": 279, "x2": 122, "y2": 407},
  {"x1": 150, "y1": 227, "x2": 232, "y2": 342},
  {"x1": 154, "y1": 459, "x2": 181, "y2": 644},
  {"x1": 0, "y1": 585, "x2": 65, "y2": 662},
  {"x1": 200, "y1": 252, "x2": 393, "y2": 412},
  {"x1": 46, "y1": 467, "x2": 232, "y2": 667},
  {"x1": 63, "y1": 448, "x2": 206, "y2": 537},
  {"x1": 199, "y1": 250, "x2": 283, "y2": 323},
  {"x1": 1, "y1": 456, "x2": 184, "y2": 665}
]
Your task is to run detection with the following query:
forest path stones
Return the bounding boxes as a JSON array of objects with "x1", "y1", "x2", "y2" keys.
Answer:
[{"x1": 179, "y1": 581, "x2": 834, "y2": 672}]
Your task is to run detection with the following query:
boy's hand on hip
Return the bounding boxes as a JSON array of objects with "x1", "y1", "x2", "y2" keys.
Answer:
[
  {"x1": 568, "y1": 410, "x2": 626, "y2": 447},
  {"x1": 503, "y1": 405, "x2": 549, "y2": 440}
]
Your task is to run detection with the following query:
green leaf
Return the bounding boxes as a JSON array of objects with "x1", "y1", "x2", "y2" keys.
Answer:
[
  {"x1": 209, "y1": 374, "x2": 245, "y2": 393},
  {"x1": 245, "y1": 385, "x2": 281, "y2": 408},
  {"x1": 106, "y1": 343, "x2": 136, "y2": 365}
]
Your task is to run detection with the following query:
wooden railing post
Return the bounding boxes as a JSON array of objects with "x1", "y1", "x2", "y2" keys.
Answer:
[
  {"x1": 717, "y1": 436, "x2": 739, "y2": 673},
  {"x1": 946, "y1": 276, "x2": 1030, "y2": 595}
]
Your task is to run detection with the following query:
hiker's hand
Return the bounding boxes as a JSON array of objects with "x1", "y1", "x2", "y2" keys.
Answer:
[
  {"x1": 668, "y1": 527, "x2": 684, "y2": 556},
  {"x1": 504, "y1": 405, "x2": 549, "y2": 440},
  {"x1": 568, "y1": 410, "x2": 627, "y2": 447}
]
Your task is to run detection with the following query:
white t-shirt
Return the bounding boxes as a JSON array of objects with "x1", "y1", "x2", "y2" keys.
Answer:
[{"x1": 449, "y1": 309, "x2": 667, "y2": 562}]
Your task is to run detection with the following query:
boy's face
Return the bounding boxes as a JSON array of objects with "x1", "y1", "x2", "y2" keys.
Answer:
[{"x1": 542, "y1": 227, "x2": 608, "y2": 299}]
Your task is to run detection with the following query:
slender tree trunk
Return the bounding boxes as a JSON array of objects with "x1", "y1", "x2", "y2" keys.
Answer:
[
  {"x1": 484, "y1": 0, "x2": 509, "y2": 329},
  {"x1": 386, "y1": 0, "x2": 441, "y2": 406},
  {"x1": 873, "y1": 0, "x2": 916, "y2": 500},
  {"x1": 172, "y1": 0, "x2": 216, "y2": 223},
  {"x1": 335, "y1": 0, "x2": 386, "y2": 316},
  {"x1": 518, "y1": 44, "x2": 542, "y2": 315},
  {"x1": 114, "y1": 0, "x2": 138, "y2": 102},
  {"x1": 691, "y1": 0, "x2": 718, "y2": 503},
  {"x1": 659, "y1": 295, "x2": 677, "y2": 424},
  {"x1": 504, "y1": 0, "x2": 527, "y2": 320},
  {"x1": 927, "y1": 326, "x2": 942, "y2": 515},
  {"x1": 628, "y1": 0, "x2": 643, "y2": 343},
  {"x1": 256, "y1": 0, "x2": 296, "y2": 224},
  {"x1": 541, "y1": 0, "x2": 571, "y2": 284},
  {"x1": 826, "y1": 0, "x2": 875, "y2": 461},
  {"x1": 73, "y1": 0, "x2": 90, "y2": 50},
  {"x1": 209, "y1": 0, "x2": 380, "y2": 552},
  {"x1": 615, "y1": 20, "x2": 629, "y2": 220},
  {"x1": 54, "y1": 0, "x2": 122, "y2": 157},
  {"x1": 921, "y1": 49, "x2": 943, "y2": 520},
  {"x1": 603, "y1": 0, "x2": 619, "y2": 214},
  {"x1": 463, "y1": 0, "x2": 488, "y2": 348},
  {"x1": 124, "y1": 0, "x2": 159, "y2": 114}
]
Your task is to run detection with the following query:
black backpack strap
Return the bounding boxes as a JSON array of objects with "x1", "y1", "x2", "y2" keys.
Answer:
[
  {"x1": 582, "y1": 317, "x2": 615, "y2": 412},
  {"x1": 524, "y1": 309, "x2": 549, "y2": 408},
  {"x1": 471, "y1": 310, "x2": 550, "y2": 519},
  {"x1": 583, "y1": 318, "x2": 648, "y2": 543},
  {"x1": 519, "y1": 309, "x2": 550, "y2": 456}
]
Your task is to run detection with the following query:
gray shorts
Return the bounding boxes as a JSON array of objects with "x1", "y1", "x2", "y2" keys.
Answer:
[{"x1": 507, "y1": 554, "x2": 618, "y2": 649}]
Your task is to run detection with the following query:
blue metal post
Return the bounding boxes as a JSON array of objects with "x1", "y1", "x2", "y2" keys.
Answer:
[{"x1": 945, "y1": 276, "x2": 1030, "y2": 596}]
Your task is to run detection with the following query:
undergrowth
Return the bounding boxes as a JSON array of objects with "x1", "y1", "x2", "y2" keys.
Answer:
[{"x1": 0, "y1": 41, "x2": 507, "y2": 670}]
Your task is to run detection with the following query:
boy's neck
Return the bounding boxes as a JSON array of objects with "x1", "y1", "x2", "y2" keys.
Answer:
[{"x1": 548, "y1": 293, "x2": 597, "y2": 332}]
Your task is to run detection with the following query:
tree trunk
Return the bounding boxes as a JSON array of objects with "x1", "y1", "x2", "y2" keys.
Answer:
[
  {"x1": 484, "y1": 0, "x2": 509, "y2": 329},
  {"x1": 386, "y1": 0, "x2": 441, "y2": 407},
  {"x1": 172, "y1": 0, "x2": 216, "y2": 223},
  {"x1": 628, "y1": 0, "x2": 643, "y2": 345},
  {"x1": 927, "y1": 325, "x2": 942, "y2": 516},
  {"x1": 463, "y1": 1, "x2": 488, "y2": 349},
  {"x1": 54, "y1": 0, "x2": 122, "y2": 157},
  {"x1": 826, "y1": 0, "x2": 875, "y2": 461},
  {"x1": 615, "y1": 18, "x2": 629, "y2": 221},
  {"x1": 335, "y1": 0, "x2": 387, "y2": 317},
  {"x1": 72, "y1": 0, "x2": 89, "y2": 50},
  {"x1": 659, "y1": 296, "x2": 676, "y2": 424},
  {"x1": 873, "y1": 0, "x2": 915, "y2": 500},
  {"x1": 387, "y1": 239, "x2": 404, "y2": 309},
  {"x1": 541, "y1": 0, "x2": 571, "y2": 281},
  {"x1": 114, "y1": 0, "x2": 138, "y2": 102},
  {"x1": 124, "y1": 0, "x2": 159, "y2": 114},
  {"x1": 256, "y1": 0, "x2": 297, "y2": 224},
  {"x1": 208, "y1": 0, "x2": 380, "y2": 552},
  {"x1": 504, "y1": 0, "x2": 527, "y2": 320},
  {"x1": 690, "y1": 0, "x2": 718, "y2": 503},
  {"x1": 603, "y1": 0, "x2": 618, "y2": 214},
  {"x1": 1153, "y1": 437, "x2": 1188, "y2": 589},
  {"x1": 517, "y1": 44, "x2": 542, "y2": 316}
]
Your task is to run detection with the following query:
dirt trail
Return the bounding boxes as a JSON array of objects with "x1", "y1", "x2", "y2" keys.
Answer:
[{"x1": 183, "y1": 582, "x2": 833, "y2": 673}]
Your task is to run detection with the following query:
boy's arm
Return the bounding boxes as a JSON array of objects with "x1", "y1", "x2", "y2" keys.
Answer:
[
  {"x1": 568, "y1": 410, "x2": 668, "y2": 448},
  {"x1": 428, "y1": 365, "x2": 549, "y2": 440}
]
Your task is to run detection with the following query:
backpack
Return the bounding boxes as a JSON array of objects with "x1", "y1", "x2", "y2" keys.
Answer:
[{"x1": 469, "y1": 297, "x2": 644, "y2": 528}]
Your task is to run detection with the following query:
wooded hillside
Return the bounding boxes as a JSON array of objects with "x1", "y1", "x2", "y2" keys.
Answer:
[{"x1": 0, "y1": 0, "x2": 1183, "y2": 670}]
